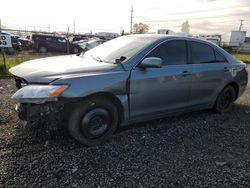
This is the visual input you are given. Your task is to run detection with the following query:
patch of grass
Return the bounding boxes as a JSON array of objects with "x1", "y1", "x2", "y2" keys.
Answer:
[
  {"x1": 234, "y1": 54, "x2": 250, "y2": 64},
  {"x1": 0, "y1": 53, "x2": 56, "y2": 77},
  {"x1": 0, "y1": 52, "x2": 249, "y2": 77}
]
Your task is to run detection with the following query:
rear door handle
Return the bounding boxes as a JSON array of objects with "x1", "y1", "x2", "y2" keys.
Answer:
[
  {"x1": 224, "y1": 67, "x2": 229, "y2": 72},
  {"x1": 181, "y1": 71, "x2": 191, "y2": 76}
]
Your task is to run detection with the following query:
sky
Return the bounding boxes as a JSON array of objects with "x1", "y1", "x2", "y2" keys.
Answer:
[{"x1": 0, "y1": 0, "x2": 249, "y2": 35}]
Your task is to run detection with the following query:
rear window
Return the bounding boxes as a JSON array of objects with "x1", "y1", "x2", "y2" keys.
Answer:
[
  {"x1": 215, "y1": 50, "x2": 227, "y2": 62},
  {"x1": 190, "y1": 41, "x2": 215, "y2": 64},
  {"x1": 32, "y1": 35, "x2": 46, "y2": 40}
]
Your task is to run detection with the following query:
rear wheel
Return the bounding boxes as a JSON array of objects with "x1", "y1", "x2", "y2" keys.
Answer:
[
  {"x1": 38, "y1": 46, "x2": 47, "y2": 53},
  {"x1": 214, "y1": 85, "x2": 236, "y2": 113},
  {"x1": 68, "y1": 97, "x2": 118, "y2": 146}
]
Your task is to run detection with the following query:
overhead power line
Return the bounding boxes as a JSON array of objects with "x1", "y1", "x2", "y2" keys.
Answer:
[
  {"x1": 143, "y1": 12, "x2": 250, "y2": 23},
  {"x1": 130, "y1": 6, "x2": 134, "y2": 34},
  {"x1": 134, "y1": 4, "x2": 250, "y2": 19},
  {"x1": 164, "y1": 4, "x2": 250, "y2": 16}
]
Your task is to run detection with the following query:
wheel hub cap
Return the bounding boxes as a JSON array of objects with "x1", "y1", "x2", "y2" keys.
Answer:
[{"x1": 80, "y1": 108, "x2": 111, "y2": 139}]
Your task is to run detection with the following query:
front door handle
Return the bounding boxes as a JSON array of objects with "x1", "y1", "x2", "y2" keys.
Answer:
[{"x1": 181, "y1": 71, "x2": 191, "y2": 76}]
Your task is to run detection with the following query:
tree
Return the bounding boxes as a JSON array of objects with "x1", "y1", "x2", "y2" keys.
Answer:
[
  {"x1": 133, "y1": 23, "x2": 149, "y2": 34},
  {"x1": 181, "y1": 21, "x2": 190, "y2": 34}
]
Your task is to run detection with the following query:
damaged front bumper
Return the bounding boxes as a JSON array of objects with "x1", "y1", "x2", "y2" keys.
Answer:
[
  {"x1": 11, "y1": 76, "x2": 71, "y2": 129},
  {"x1": 16, "y1": 102, "x2": 64, "y2": 129}
]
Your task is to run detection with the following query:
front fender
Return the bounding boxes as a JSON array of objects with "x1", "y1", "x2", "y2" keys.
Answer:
[
  {"x1": 53, "y1": 71, "x2": 130, "y2": 98},
  {"x1": 53, "y1": 71, "x2": 131, "y2": 123}
]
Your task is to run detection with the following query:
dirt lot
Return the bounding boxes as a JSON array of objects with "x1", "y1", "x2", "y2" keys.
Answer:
[{"x1": 0, "y1": 68, "x2": 250, "y2": 187}]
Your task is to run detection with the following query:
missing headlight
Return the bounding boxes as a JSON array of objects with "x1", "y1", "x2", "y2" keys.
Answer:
[{"x1": 14, "y1": 76, "x2": 28, "y2": 89}]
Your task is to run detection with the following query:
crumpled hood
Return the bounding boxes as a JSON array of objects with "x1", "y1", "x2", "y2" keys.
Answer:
[{"x1": 9, "y1": 55, "x2": 118, "y2": 83}]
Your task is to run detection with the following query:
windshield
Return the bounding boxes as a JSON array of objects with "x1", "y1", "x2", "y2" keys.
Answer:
[{"x1": 84, "y1": 35, "x2": 157, "y2": 63}]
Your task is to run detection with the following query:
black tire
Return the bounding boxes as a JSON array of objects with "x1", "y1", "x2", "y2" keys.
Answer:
[
  {"x1": 72, "y1": 47, "x2": 79, "y2": 54},
  {"x1": 38, "y1": 46, "x2": 47, "y2": 53},
  {"x1": 214, "y1": 85, "x2": 236, "y2": 113},
  {"x1": 68, "y1": 97, "x2": 119, "y2": 146},
  {"x1": 6, "y1": 47, "x2": 15, "y2": 55}
]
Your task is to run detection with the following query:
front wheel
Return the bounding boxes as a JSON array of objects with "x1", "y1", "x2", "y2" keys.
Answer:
[
  {"x1": 214, "y1": 85, "x2": 236, "y2": 113},
  {"x1": 72, "y1": 47, "x2": 79, "y2": 54},
  {"x1": 68, "y1": 97, "x2": 119, "y2": 146}
]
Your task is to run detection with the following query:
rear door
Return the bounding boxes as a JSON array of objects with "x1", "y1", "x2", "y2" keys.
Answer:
[
  {"x1": 46, "y1": 37, "x2": 67, "y2": 52},
  {"x1": 188, "y1": 40, "x2": 229, "y2": 106},
  {"x1": 129, "y1": 39, "x2": 192, "y2": 119}
]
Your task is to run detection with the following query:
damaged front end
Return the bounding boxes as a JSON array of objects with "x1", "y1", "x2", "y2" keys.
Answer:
[
  {"x1": 16, "y1": 102, "x2": 64, "y2": 130},
  {"x1": 12, "y1": 76, "x2": 69, "y2": 129}
]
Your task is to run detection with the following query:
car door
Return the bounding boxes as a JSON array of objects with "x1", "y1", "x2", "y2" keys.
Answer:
[
  {"x1": 56, "y1": 37, "x2": 68, "y2": 52},
  {"x1": 46, "y1": 37, "x2": 66, "y2": 52},
  {"x1": 129, "y1": 39, "x2": 192, "y2": 119},
  {"x1": 45, "y1": 37, "x2": 57, "y2": 52},
  {"x1": 188, "y1": 40, "x2": 230, "y2": 106}
]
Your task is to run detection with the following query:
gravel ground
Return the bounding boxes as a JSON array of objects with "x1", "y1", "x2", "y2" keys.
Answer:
[{"x1": 0, "y1": 69, "x2": 250, "y2": 187}]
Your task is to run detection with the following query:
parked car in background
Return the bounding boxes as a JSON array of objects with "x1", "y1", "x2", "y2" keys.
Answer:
[
  {"x1": 30, "y1": 34, "x2": 83, "y2": 54},
  {"x1": 73, "y1": 38, "x2": 104, "y2": 51},
  {"x1": 72, "y1": 35, "x2": 89, "y2": 42},
  {"x1": 10, "y1": 35, "x2": 22, "y2": 51},
  {"x1": 9, "y1": 34, "x2": 248, "y2": 146},
  {"x1": 0, "y1": 31, "x2": 22, "y2": 54},
  {"x1": 205, "y1": 37, "x2": 220, "y2": 45},
  {"x1": 18, "y1": 37, "x2": 30, "y2": 50}
]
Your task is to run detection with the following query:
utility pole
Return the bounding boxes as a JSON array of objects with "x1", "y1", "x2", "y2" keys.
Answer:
[
  {"x1": 66, "y1": 26, "x2": 70, "y2": 54},
  {"x1": 130, "y1": 6, "x2": 134, "y2": 34},
  {"x1": 238, "y1": 19, "x2": 244, "y2": 31},
  {"x1": 0, "y1": 19, "x2": 7, "y2": 71},
  {"x1": 48, "y1": 24, "x2": 50, "y2": 32},
  {"x1": 73, "y1": 19, "x2": 75, "y2": 34}
]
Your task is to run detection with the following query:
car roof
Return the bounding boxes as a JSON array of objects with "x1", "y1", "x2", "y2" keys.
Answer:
[
  {"x1": 127, "y1": 34, "x2": 213, "y2": 43},
  {"x1": 32, "y1": 34, "x2": 65, "y2": 38},
  {"x1": 128, "y1": 34, "x2": 235, "y2": 63}
]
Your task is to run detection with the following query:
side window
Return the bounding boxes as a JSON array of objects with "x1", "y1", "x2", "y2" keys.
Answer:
[
  {"x1": 52, "y1": 37, "x2": 59, "y2": 42},
  {"x1": 190, "y1": 41, "x2": 215, "y2": 64},
  {"x1": 46, "y1": 37, "x2": 52, "y2": 41},
  {"x1": 147, "y1": 40, "x2": 187, "y2": 65},
  {"x1": 215, "y1": 50, "x2": 227, "y2": 62},
  {"x1": 58, "y1": 38, "x2": 67, "y2": 43}
]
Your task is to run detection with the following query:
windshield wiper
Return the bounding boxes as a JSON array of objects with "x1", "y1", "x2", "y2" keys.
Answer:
[
  {"x1": 91, "y1": 55, "x2": 103, "y2": 62},
  {"x1": 115, "y1": 56, "x2": 127, "y2": 71},
  {"x1": 115, "y1": 56, "x2": 126, "y2": 64}
]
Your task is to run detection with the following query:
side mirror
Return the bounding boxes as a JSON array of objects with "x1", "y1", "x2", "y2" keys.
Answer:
[{"x1": 140, "y1": 57, "x2": 162, "y2": 68}]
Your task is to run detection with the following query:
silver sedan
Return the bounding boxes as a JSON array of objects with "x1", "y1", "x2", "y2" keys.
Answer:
[{"x1": 9, "y1": 34, "x2": 248, "y2": 145}]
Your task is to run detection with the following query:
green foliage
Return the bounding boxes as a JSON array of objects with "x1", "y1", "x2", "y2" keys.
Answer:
[
  {"x1": 133, "y1": 23, "x2": 149, "y2": 34},
  {"x1": 0, "y1": 52, "x2": 249, "y2": 77},
  {"x1": 0, "y1": 54, "x2": 52, "y2": 77},
  {"x1": 234, "y1": 54, "x2": 250, "y2": 64}
]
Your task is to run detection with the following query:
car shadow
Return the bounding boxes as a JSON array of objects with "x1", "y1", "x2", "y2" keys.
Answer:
[
  {"x1": 1, "y1": 103, "x2": 250, "y2": 186},
  {"x1": 4, "y1": 102, "x2": 250, "y2": 146},
  {"x1": 117, "y1": 103, "x2": 250, "y2": 133}
]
